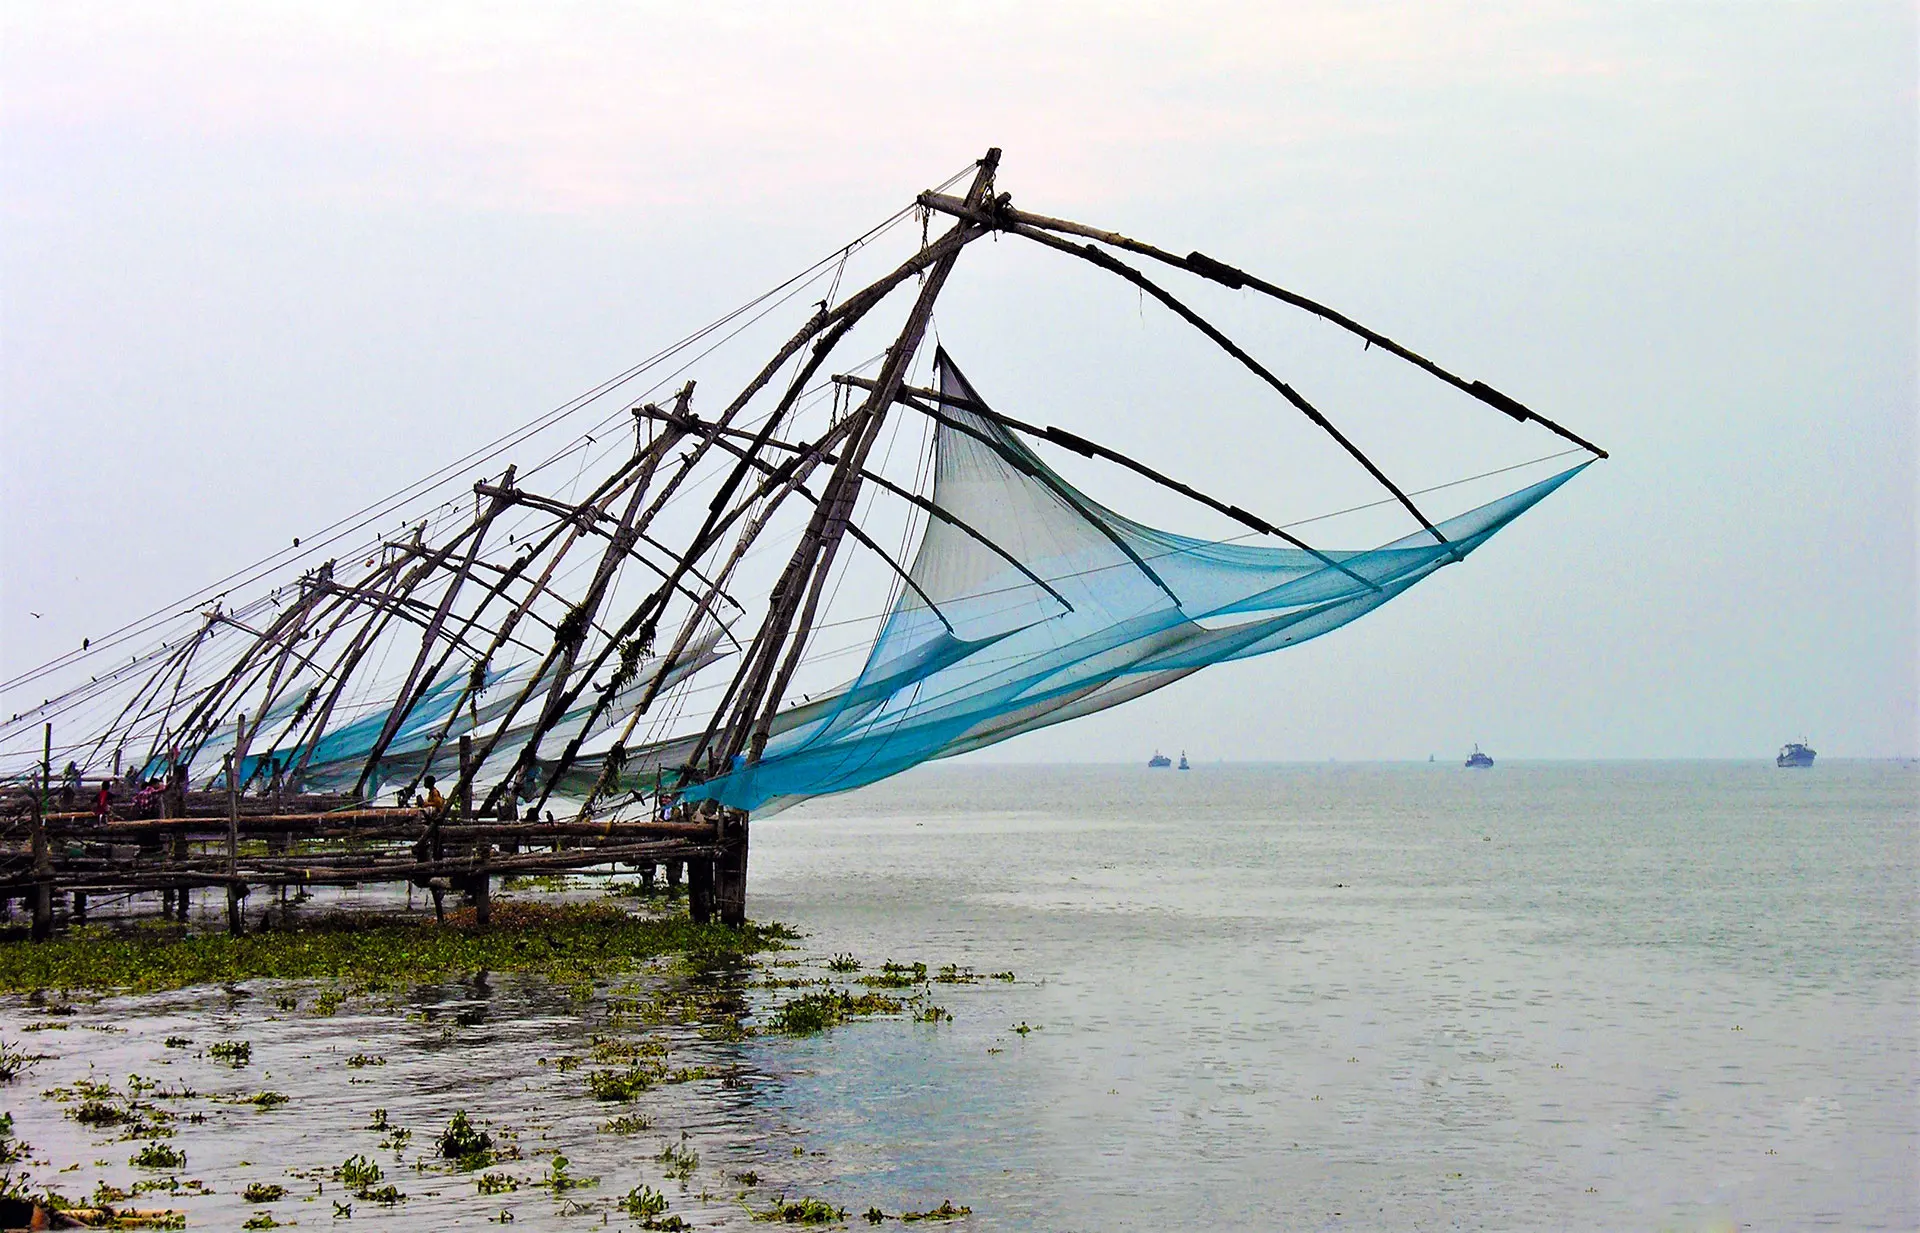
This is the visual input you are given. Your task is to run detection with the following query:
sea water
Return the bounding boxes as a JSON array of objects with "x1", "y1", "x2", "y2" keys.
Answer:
[
  {"x1": 747, "y1": 761, "x2": 1917, "y2": 1230},
  {"x1": 4, "y1": 761, "x2": 1914, "y2": 1230}
]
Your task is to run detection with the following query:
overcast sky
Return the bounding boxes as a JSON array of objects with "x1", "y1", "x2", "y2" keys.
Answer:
[{"x1": 2, "y1": 1, "x2": 1913, "y2": 760}]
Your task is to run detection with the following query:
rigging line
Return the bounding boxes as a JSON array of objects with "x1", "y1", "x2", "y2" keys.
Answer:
[
  {"x1": 0, "y1": 194, "x2": 936, "y2": 700},
  {"x1": 916, "y1": 192, "x2": 1608, "y2": 460},
  {"x1": 997, "y1": 222, "x2": 1454, "y2": 550}
]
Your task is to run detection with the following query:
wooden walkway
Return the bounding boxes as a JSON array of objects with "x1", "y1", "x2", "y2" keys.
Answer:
[{"x1": 0, "y1": 779, "x2": 721, "y2": 939}]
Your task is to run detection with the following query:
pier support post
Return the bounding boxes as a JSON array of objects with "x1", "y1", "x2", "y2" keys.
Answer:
[
  {"x1": 30, "y1": 796, "x2": 52, "y2": 942},
  {"x1": 714, "y1": 809, "x2": 749, "y2": 927},
  {"x1": 227, "y1": 882, "x2": 246, "y2": 936},
  {"x1": 687, "y1": 859, "x2": 714, "y2": 924},
  {"x1": 71, "y1": 891, "x2": 86, "y2": 923}
]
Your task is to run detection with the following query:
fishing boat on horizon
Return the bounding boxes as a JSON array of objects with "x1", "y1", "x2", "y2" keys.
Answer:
[
  {"x1": 1777, "y1": 741, "x2": 1816, "y2": 768},
  {"x1": 1148, "y1": 751, "x2": 1173, "y2": 769},
  {"x1": 1466, "y1": 744, "x2": 1494, "y2": 769}
]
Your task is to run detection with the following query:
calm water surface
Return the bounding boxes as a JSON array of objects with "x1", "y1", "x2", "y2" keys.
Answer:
[{"x1": 5, "y1": 761, "x2": 1915, "y2": 1230}]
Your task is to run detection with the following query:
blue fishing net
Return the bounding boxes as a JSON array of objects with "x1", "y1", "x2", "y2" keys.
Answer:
[{"x1": 678, "y1": 356, "x2": 1586, "y2": 812}]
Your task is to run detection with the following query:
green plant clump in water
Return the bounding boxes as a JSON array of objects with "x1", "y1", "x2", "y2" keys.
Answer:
[
  {"x1": 476, "y1": 1171, "x2": 518, "y2": 1195},
  {"x1": 162, "y1": 1035, "x2": 192, "y2": 1049},
  {"x1": 588, "y1": 1066, "x2": 657, "y2": 1101},
  {"x1": 754, "y1": 1196, "x2": 847, "y2": 1224},
  {"x1": 540, "y1": 1153, "x2": 595, "y2": 1193},
  {"x1": 239, "y1": 1091, "x2": 290, "y2": 1110},
  {"x1": 858, "y1": 961, "x2": 927, "y2": 989},
  {"x1": 242, "y1": 1215, "x2": 283, "y2": 1229},
  {"x1": 0, "y1": 1039, "x2": 41, "y2": 1081},
  {"x1": 655, "y1": 1139, "x2": 698, "y2": 1181},
  {"x1": 243, "y1": 1181, "x2": 286, "y2": 1203},
  {"x1": 437, "y1": 1111, "x2": 494, "y2": 1166},
  {"x1": 915, "y1": 1005, "x2": 952, "y2": 1024},
  {"x1": 825, "y1": 954, "x2": 861, "y2": 973},
  {"x1": 902, "y1": 1200, "x2": 972, "y2": 1222},
  {"x1": 73, "y1": 1100, "x2": 127, "y2": 1127},
  {"x1": 334, "y1": 1153, "x2": 383, "y2": 1191},
  {"x1": 130, "y1": 1142, "x2": 185, "y2": 1171},
  {"x1": 208, "y1": 1039, "x2": 252, "y2": 1066},
  {"x1": 771, "y1": 990, "x2": 905, "y2": 1035},
  {"x1": 601, "y1": 1113, "x2": 651, "y2": 1135},
  {"x1": 345, "y1": 1053, "x2": 385, "y2": 1068},
  {"x1": 620, "y1": 1183, "x2": 669, "y2": 1219}
]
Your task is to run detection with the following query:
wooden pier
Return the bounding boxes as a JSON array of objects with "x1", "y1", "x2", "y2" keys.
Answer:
[{"x1": 0, "y1": 775, "x2": 728, "y2": 939}]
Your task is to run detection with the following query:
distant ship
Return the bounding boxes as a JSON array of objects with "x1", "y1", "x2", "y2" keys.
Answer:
[
  {"x1": 1465, "y1": 744, "x2": 1494, "y2": 769},
  {"x1": 1177, "y1": 751, "x2": 1190, "y2": 770},
  {"x1": 1777, "y1": 741, "x2": 1816, "y2": 768},
  {"x1": 1148, "y1": 751, "x2": 1173, "y2": 768}
]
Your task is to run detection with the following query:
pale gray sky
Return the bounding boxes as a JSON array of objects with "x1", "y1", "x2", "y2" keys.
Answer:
[{"x1": 2, "y1": 1, "x2": 1913, "y2": 760}]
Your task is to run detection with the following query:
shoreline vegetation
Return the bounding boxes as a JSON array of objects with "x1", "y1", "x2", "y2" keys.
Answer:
[
  {"x1": 0, "y1": 889, "x2": 998, "y2": 1228},
  {"x1": 0, "y1": 899, "x2": 791, "y2": 997}
]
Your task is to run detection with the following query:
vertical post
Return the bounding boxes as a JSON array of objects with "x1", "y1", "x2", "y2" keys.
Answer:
[
  {"x1": 687, "y1": 856, "x2": 714, "y2": 925},
  {"x1": 29, "y1": 794, "x2": 51, "y2": 941},
  {"x1": 41, "y1": 723, "x2": 52, "y2": 816},
  {"x1": 226, "y1": 713, "x2": 245, "y2": 936},
  {"x1": 714, "y1": 809, "x2": 749, "y2": 926}
]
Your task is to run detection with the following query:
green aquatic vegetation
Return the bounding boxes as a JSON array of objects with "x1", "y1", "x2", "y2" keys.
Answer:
[
  {"x1": 933, "y1": 964, "x2": 978, "y2": 984},
  {"x1": 619, "y1": 1183, "x2": 668, "y2": 1219},
  {"x1": 312, "y1": 990, "x2": 344, "y2": 1016},
  {"x1": 334, "y1": 1154, "x2": 382, "y2": 1191},
  {"x1": 858, "y1": 961, "x2": 927, "y2": 989},
  {"x1": 359, "y1": 1183, "x2": 407, "y2": 1204},
  {"x1": 376, "y1": 1127, "x2": 411, "y2": 1152},
  {"x1": 236, "y1": 1091, "x2": 290, "y2": 1110},
  {"x1": 475, "y1": 1171, "x2": 518, "y2": 1195},
  {"x1": 589, "y1": 1034, "x2": 668, "y2": 1064},
  {"x1": 601, "y1": 1113, "x2": 651, "y2": 1135},
  {"x1": 344, "y1": 1053, "x2": 385, "y2": 1068},
  {"x1": 92, "y1": 1181, "x2": 132, "y2": 1204},
  {"x1": 366, "y1": 1108, "x2": 390, "y2": 1131},
  {"x1": 901, "y1": 1199, "x2": 971, "y2": 1221},
  {"x1": 273, "y1": 993, "x2": 299, "y2": 1011},
  {"x1": 989, "y1": 971, "x2": 1014, "y2": 981},
  {"x1": 587, "y1": 1065, "x2": 656, "y2": 1101},
  {"x1": 242, "y1": 1215, "x2": 283, "y2": 1229},
  {"x1": 826, "y1": 953, "x2": 861, "y2": 973},
  {"x1": 654, "y1": 1139, "x2": 698, "y2": 1181},
  {"x1": 130, "y1": 1142, "x2": 185, "y2": 1171},
  {"x1": 770, "y1": 990, "x2": 905, "y2": 1035},
  {"x1": 1011, "y1": 1022, "x2": 1037, "y2": 1037},
  {"x1": 162, "y1": 1036, "x2": 191, "y2": 1049},
  {"x1": 538, "y1": 1153, "x2": 594, "y2": 1193},
  {"x1": 243, "y1": 1181, "x2": 287, "y2": 1202},
  {"x1": 0, "y1": 1039, "x2": 41, "y2": 1081},
  {"x1": 208, "y1": 1039, "x2": 252, "y2": 1066},
  {"x1": 0, "y1": 904, "x2": 789, "y2": 995},
  {"x1": 73, "y1": 1100, "x2": 128, "y2": 1127},
  {"x1": 437, "y1": 1111, "x2": 493, "y2": 1166},
  {"x1": 915, "y1": 1005, "x2": 952, "y2": 1024},
  {"x1": 753, "y1": 1195, "x2": 846, "y2": 1224}
]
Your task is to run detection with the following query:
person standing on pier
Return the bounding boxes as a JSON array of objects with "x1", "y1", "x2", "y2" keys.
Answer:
[{"x1": 93, "y1": 779, "x2": 113, "y2": 824}]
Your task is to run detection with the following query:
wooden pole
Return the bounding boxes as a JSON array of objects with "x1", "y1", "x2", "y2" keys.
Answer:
[
  {"x1": 225, "y1": 712, "x2": 246, "y2": 936},
  {"x1": 30, "y1": 791, "x2": 52, "y2": 941}
]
